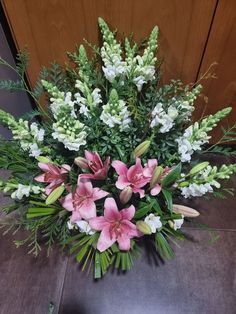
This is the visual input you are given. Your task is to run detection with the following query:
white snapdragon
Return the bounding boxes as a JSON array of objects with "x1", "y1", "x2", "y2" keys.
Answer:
[
  {"x1": 132, "y1": 56, "x2": 156, "y2": 91},
  {"x1": 52, "y1": 122, "x2": 87, "y2": 151},
  {"x1": 50, "y1": 91, "x2": 76, "y2": 118},
  {"x1": 125, "y1": 26, "x2": 158, "y2": 91},
  {"x1": 77, "y1": 220, "x2": 95, "y2": 235},
  {"x1": 11, "y1": 184, "x2": 42, "y2": 200},
  {"x1": 75, "y1": 80, "x2": 102, "y2": 117},
  {"x1": 10, "y1": 119, "x2": 45, "y2": 157},
  {"x1": 172, "y1": 216, "x2": 184, "y2": 230},
  {"x1": 150, "y1": 103, "x2": 178, "y2": 133},
  {"x1": 67, "y1": 219, "x2": 95, "y2": 235},
  {"x1": 100, "y1": 89, "x2": 131, "y2": 131},
  {"x1": 176, "y1": 107, "x2": 232, "y2": 163},
  {"x1": 99, "y1": 18, "x2": 126, "y2": 83},
  {"x1": 176, "y1": 125, "x2": 209, "y2": 163},
  {"x1": 100, "y1": 99, "x2": 131, "y2": 131},
  {"x1": 144, "y1": 214, "x2": 162, "y2": 233},
  {"x1": 180, "y1": 182, "x2": 219, "y2": 198},
  {"x1": 102, "y1": 54, "x2": 126, "y2": 83}
]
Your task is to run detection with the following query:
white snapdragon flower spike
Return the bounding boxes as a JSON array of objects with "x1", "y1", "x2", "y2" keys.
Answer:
[
  {"x1": 180, "y1": 183, "x2": 214, "y2": 198},
  {"x1": 100, "y1": 89, "x2": 131, "y2": 132},
  {"x1": 11, "y1": 184, "x2": 42, "y2": 200},
  {"x1": 67, "y1": 221, "x2": 76, "y2": 230},
  {"x1": 100, "y1": 100, "x2": 131, "y2": 131},
  {"x1": 76, "y1": 220, "x2": 95, "y2": 235},
  {"x1": 99, "y1": 18, "x2": 126, "y2": 83},
  {"x1": 67, "y1": 219, "x2": 95, "y2": 235},
  {"x1": 173, "y1": 215, "x2": 184, "y2": 230},
  {"x1": 52, "y1": 126, "x2": 87, "y2": 151},
  {"x1": 50, "y1": 92, "x2": 76, "y2": 118},
  {"x1": 176, "y1": 107, "x2": 232, "y2": 163},
  {"x1": 29, "y1": 143, "x2": 42, "y2": 157},
  {"x1": 10, "y1": 119, "x2": 45, "y2": 158},
  {"x1": 132, "y1": 56, "x2": 156, "y2": 91},
  {"x1": 176, "y1": 125, "x2": 208, "y2": 163},
  {"x1": 30, "y1": 122, "x2": 45, "y2": 142},
  {"x1": 102, "y1": 56, "x2": 126, "y2": 83},
  {"x1": 150, "y1": 103, "x2": 177, "y2": 133},
  {"x1": 144, "y1": 214, "x2": 162, "y2": 233},
  {"x1": 75, "y1": 80, "x2": 102, "y2": 117}
]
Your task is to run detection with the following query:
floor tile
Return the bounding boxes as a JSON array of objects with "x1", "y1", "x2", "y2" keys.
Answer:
[
  {"x1": 0, "y1": 231, "x2": 68, "y2": 314},
  {"x1": 59, "y1": 229, "x2": 236, "y2": 314}
]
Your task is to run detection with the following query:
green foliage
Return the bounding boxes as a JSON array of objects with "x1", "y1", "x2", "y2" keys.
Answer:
[
  {"x1": 33, "y1": 66, "x2": 49, "y2": 100},
  {"x1": 0, "y1": 79, "x2": 24, "y2": 92}
]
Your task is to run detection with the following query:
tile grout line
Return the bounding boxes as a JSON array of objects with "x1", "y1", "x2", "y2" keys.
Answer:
[
  {"x1": 183, "y1": 227, "x2": 236, "y2": 232},
  {"x1": 56, "y1": 255, "x2": 69, "y2": 314}
]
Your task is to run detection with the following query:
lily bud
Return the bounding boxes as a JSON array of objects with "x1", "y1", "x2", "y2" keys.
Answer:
[
  {"x1": 150, "y1": 166, "x2": 163, "y2": 188},
  {"x1": 36, "y1": 156, "x2": 52, "y2": 163},
  {"x1": 168, "y1": 220, "x2": 174, "y2": 229},
  {"x1": 133, "y1": 140, "x2": 151, "y2": 158},
  {"x1": 46, "y1": 185, "x2": 65, "y2": 205},
  {"x1": 173, "y1": 204, "x2": 200, "y2": 218},
  {"x1": 74, "y1": 157, "x2": 89, "y2": 169},
  {"x1": 189, "y1": 161, "x2": 209, "y2": 176},
  {"x1": 120, "y1": 186, "x2": 132, "y2": 204},
  {"x1": 136, "y1": 221, "x2": 152, "y2": 235},
  {"x1": 178, "y1": 181, "x2": 189, "y2": 187}
]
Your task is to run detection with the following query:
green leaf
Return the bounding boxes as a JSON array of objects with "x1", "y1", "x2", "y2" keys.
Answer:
[
  {"x1": 94, "y1": 252, "x2": 102, "y2": 279},
  {"x1": 26, "y1": 212, "x2": 54, "y2": 219},
  {"x1": 134, "y1": 204, "x2": 151, "y2": 219},
  {"x1": 161, "y1": 163, "x2": 181, "y2": 187},
  {"x1": 155, "y1": 232, "x2": 174, "y2": 259},
  {"x1": 162, "y1": 189, "x2": 173, "y2": 212},
  {"x1": 45, "y1": 185, "x2": 65, "y2": 205},
  {"x1": 76, "y1": 245, "x2": 89, "y2": 263},
  {"x1": 28, "y1": 207, "x2": 57, "y2": 214}
]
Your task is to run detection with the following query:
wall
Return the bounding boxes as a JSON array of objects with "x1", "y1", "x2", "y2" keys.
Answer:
[{"x1": 0, "y1": 23, "x2": 32, "y2": 138}]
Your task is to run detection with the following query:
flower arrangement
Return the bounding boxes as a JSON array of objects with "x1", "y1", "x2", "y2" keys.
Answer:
[{"x1": 0, "y1": 18, "x2": 236, "y2": 278}]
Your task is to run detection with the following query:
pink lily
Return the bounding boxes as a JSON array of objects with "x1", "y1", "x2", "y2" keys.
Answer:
[
  {"x1": 143, "y1": 159, "x2": 161, "y2": 196},
  {"x1": 112, "y1": 158, "x2": 149, "y2": 198},
  {"x1": 79, "y1": 150, "x2": 110, "y2": 180},
  {"x1": 143, "y1": 160, "x2": 171, "y2": 196},
  {"x1": 89, "y1": 198, "x2": 139, "y2": 252},
  {"x1": 34, "y1": 162, "x2": 71, "y2": 195},
  {"x1": 62, "y1": 180, "x2": 108, "y2": 222}
]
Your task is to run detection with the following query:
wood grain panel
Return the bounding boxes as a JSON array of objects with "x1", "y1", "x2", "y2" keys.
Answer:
[
  {"x1": 194, "y1": 0, "x2": 236, "y2": 139},
  {"x1": 2, "y1": 0, "x2": 216, "y2": 87}
]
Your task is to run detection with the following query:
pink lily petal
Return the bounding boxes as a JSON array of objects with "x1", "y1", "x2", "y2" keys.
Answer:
[
  {"x1": 62, "y1": 193, "x2": 74, "y2": 211},
  {"x1": 122, "y1": 220, "x2": 141, "y2": 237},
  {"x1": 104, "y1": 197, "x2": 121, "y2": 221},
  {"x1": 89, "y1": 216, "x2": 108, "y2": 231},
  {"x1": 117, "y1": 234, "x2": 131, "y2": 251},
  {"x1": 120, "y1": 205, "x2": 135, "y2": 220},
  {"x1": 78, "y1": 199, "x2": 96, "y2": 220},
  {"x1": 34, "y1": 174, "x2": 46, "y2": 182},
  {"x1": 61, "y1": 164, "x2": 71, "y2": 173},
  {"x1": 38, "y1": 162, "x2": 52, "y2": 172},
  {"x1": 97, "y1": 226, "x2": 116, "y2": 252},
  {"x1": 132, "y1": 187, "x2": 145, "y2": 198},
  {"x1": 115, "y1": 175, "x2": 130, "y2": 190},
  {"x1": 77, "y1": 181, "x2": 93, "y2": 197},
  {"x1": 92, "y1": 188, "x2": 109, "y2": 201},
  {"x1": 143, "y1": 159, "x2": 158, "y2": 177},
  {"x1": 79, "y1": 173, "x2": 96, "y2": 180},
  {"x1": 84, "y1": 150, "x2": 95, "y2": 162},
  {"x1": 70, "y1": 211, "x2": 82, "y2": 223},
  {"x1": 150, "y1": 184, "x2": 161, "y2": 196},
  {"x1": 112, "y1": 160, "x2": 128, "y2": 176}
]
